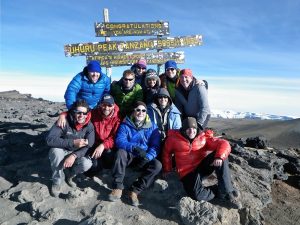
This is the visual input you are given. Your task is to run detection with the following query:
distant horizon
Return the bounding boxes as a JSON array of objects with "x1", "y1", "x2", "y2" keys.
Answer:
[{"x1": 1, "y1": 71, "x2": 299, "y2": 118}]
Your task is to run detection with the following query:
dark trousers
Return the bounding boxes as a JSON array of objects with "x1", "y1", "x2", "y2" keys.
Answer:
[
  {"x1": 181, "y1": 152, "x2": 234, "y2": 201},
  {"x1": 112, "y1": 149, "x2": 162, "y2": 194},
  {"x1": 85, "y1": 149, "x2": 115, "y2": 177}
]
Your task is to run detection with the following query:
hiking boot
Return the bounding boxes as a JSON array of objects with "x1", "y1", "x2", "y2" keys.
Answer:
[
  {"x1": 128, "y1": 191, "x2": 139, "y2": 207},
  {"x1": 108, "y1": 189, "x2": 122, "y2": 202},
  {"x1": 227, "y1": 193, "x2": 242, "y2": 209},
  {"x1": 65, "y1": 169, "x2": 77, "y2": 188},
  {"x1": 50, "y1": 184, "x2": 61, "y2": 197}
]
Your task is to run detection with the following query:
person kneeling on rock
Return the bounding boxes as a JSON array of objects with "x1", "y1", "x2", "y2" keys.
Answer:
[
  {"x1": 108, "y1": 101, "x2": 162, "y2": 206},
  {"x1": 162, "y1": 117, "x2": 242, "y2": 209},
  {"x1": 46, "y1": 99, "x2": 94, "y2": 197}
]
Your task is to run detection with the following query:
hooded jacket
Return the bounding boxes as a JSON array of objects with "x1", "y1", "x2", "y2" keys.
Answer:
[
  {"x1": 91, "y1": 104, "x2": 121, "y2": 149},
  {"x1": 147, "y1": 88, "x2": 181, "y2": 138},
  {"x1": 46, "y1": 112, "x2": 95, "y2": 158},
  {"x1": 64, "y1": 67, "x2": 110, "y2": 109},
  {"x1": 162, "y1": 129, "x2": 231, "y2": 179},
  {"x1": 115, "y1": 115, "x2": 161, "y2": 161}
]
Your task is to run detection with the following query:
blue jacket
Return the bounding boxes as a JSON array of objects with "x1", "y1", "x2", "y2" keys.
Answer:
[
  {"x1": 64, "y1": 71, "x2": 110, "y2": 109},
  {"x1": 115, "y1": 115, "x2": 161, "y2": 161},
  {"x1": 147, "y1": 103, "x2": 182, "y2": 139}
]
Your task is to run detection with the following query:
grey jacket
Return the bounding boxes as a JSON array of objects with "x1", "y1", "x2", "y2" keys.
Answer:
[
  {"x1": 175, "y1": 81, "x2": 210, "y2": 126},
  {"x1": 46, "y1": 115, "x2": 95, "y2": 158}
]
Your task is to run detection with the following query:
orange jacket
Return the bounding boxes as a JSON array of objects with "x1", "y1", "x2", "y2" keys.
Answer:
[{"x1": 162, "y1": 129, "x2": 231, "y2": 179}]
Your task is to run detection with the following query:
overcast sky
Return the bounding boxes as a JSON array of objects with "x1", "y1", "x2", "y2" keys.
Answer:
[{"x1": 1, "y1": 0, "x2": 300, "y2": 117}]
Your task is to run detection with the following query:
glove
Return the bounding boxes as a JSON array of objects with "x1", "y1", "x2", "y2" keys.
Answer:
[
  {"x1": 136, "y1": 158, "x2": 150, "y2": 169},
  {"x1": 133, "y1": 146, "x2": 147, "y2": 159}
]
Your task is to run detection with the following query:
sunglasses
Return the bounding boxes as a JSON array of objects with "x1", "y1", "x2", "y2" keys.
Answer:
[
  {"x1": 134, "y1": 108, "x2": 147, "y2": 113},
  {"x1": 124, "y1": 78, "x2": 135, "y2": 81},
  {"x1": 74, "y1": 110, "x2": 88, "y2": 115},
  {"x1": 166, "y1": 68, "x2": 175, "y2": 71}
]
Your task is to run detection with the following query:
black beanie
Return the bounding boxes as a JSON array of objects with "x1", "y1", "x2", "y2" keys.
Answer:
[
  {"x1": 182, "y1": 117, "x2": 198, "y2": 131},
  {"x1": 133, "y1": 101, "x2": 147, "y2": 109}
]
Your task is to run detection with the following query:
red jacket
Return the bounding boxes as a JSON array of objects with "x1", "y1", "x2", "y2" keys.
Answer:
[
  {"x1": 91, "y1": 104, "x2": 121, "y2": 149},
  {"x1": 162, "y1": 129, "x2": 231, "y2": 179}
]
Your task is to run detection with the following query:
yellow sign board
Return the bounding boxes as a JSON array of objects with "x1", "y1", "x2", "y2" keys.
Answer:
[
  {"x1": 64, "y1": 35, "x2": 202, "y2": 56},
  {"x1": 95, "y1": 22, "x2": 169, "y2": 36},
  {"x1": 86, "y1": 52, "x2": 184, "y2": 67}
]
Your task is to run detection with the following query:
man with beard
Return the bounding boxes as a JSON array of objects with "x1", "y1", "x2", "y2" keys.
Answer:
[
  {"x1": 46, "y1": 99, "x2": 94, "y2": 197},
  {"x1": 108, "y1": 101, "x2": 161, "y2": 207},
  {"x1": 110, "y1": 69, "x2": 143, "y2": 118}
]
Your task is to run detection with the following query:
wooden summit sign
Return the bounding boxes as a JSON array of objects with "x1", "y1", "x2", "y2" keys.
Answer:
[
  {"x1": 95, "y1": 22, "x2": 169, "y2": 36},
  {"x1": 86, "y1": 52, "x2": 185, "y2": 67},
  {"x1": 64, "y1": 35, "x2": 202, "y2": 56}
]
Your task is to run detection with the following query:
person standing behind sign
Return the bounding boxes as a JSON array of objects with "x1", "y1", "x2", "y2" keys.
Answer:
[
  {"x1": 130, "y1": 58, "x2": 147, "y2": 88},
  {"x1": 64, "y1": 60, "x2": 111, "y2": 110}
]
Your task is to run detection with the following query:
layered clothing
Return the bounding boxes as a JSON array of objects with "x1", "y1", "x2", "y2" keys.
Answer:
[
  {"x1": 64, "y1": 68, "x2": 110, "y2": 109},
  {"x1": 91, "y1": 104, "x2": 121, "y2": 149},
  {"x1": 46, "y1": 112, "x2": 95, "y2": 158},
  {"x1": 115, "y1": 115, "x2": 160, "y2": 161},
  {"x1": 159, "y1": 69, "x2": 180, "y2": 100},
  {"x1": 163, "y1": 129, "x2": 231, "y2": 179},
  {"x1": 110, "y1": 79, "x2": 143, "y2": 118},
  {"x1": 147, "y1": 103, "x2": 181, "y2": 139},
  {"x1": 175, "y1": 79, "x2": 210, "y2": 127}
]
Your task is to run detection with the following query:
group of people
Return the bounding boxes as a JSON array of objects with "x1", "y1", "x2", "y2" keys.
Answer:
[{"x1": 46, "y1": 58, "x2": 242, "y2": 209}]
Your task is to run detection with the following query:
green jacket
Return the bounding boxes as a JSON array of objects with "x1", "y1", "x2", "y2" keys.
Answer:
[{"x1": 111, "y1": 80, "x2": 144, "y2": 118}]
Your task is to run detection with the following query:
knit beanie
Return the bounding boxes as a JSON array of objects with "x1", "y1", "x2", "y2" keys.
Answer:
[
  {"x1": 180, "y1": 69, "x2": 193, "y2": 78},
  {"x1": 164, "y1": 60, "x2": 178, "y2": 71},
  {"x1": 144, "y1": 69, "x2": 161, "y2": 87},
  {"x1": 87, "y1": 60, "x2": 101, "y2": 73},
  {"x1": 133, "y1": 101, "x2": 147, "y2": 109},
  {"x1": 182, "y1": 117, "x2": 198, "y2": 131},
  {"x1": 136, "y1": 58, "x2": 147, "y2": 69}
]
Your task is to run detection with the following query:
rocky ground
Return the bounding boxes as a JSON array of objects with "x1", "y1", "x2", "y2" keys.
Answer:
[{"x1": 0, "y1": 90, "x2": 299, "y2": 225}]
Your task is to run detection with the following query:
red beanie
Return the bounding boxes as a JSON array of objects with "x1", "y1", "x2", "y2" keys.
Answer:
[{"x1": 180, "y1": 69, "x2": 193, "y2": 78}]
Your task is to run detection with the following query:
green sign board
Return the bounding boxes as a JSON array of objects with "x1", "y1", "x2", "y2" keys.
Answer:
[
  {"x1": 86, "y1": 52, "x2": 184, "y2": 67},
  {"x1": 95, "y1": 22, "x2": 169, "y2": 37},
  {"x1": 64, "y1": 35, "x2": 202, "y2": 56}
]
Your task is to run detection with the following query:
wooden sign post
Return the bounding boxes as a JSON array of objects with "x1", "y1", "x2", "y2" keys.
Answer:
[{"x1": 64, "y1": 8, "x2": 203, "y2": 76}]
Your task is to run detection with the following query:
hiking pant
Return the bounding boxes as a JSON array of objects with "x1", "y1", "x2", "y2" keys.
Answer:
[
  {"x1": 85, "y1": 149, "x2": 116, "y2": 177},
  {"x1": 181, "y1": 152, "x2": 234, "y2": 201},
  {"x1": 112, "y1": 149, "x2": 162, "y2": 194},
  {"x1": 49, "y1": 148, "x2": 92, "y2": 185}
]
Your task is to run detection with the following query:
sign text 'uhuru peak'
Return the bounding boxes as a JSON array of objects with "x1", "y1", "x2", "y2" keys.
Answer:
[{"x1": 64, "y1": 35, "x2": 202, "y2": 57}]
